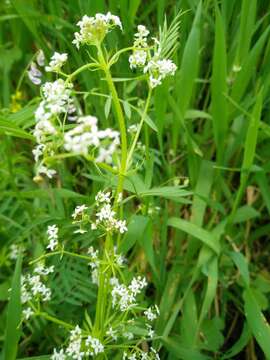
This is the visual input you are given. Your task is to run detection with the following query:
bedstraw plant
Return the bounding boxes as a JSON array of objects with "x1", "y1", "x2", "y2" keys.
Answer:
[{"x1": 16, "y1": 11, "x2": 179, "y2": 360}]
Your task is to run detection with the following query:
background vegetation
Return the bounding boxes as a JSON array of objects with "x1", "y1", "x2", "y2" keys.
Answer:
[{"x1": 1, "y1": 0, "x2": 270, "y2": 359}]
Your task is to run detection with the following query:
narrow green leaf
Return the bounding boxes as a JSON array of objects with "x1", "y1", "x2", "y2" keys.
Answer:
[
  {"x1": 221, "y1": 322, "x2": 251, "y2": 359},
  {"x1": 231, "y1": 27, "x2": 270, "y2": 104},
  {"x1": 178, "y1": 1, "x2": 201, "y2": 116},
  {"x1": 168, "y1": 217, "x2": 220, "y2": 254},
  {"x1": 242, "y1": 90, "x2": 263, "y2": 171},
  {"x1": 230, "y1": 251, "x2": 250, "y2": 287},
  {"x1": 197, "y1": 257, "x2": 218, "y2": 327},
  {"x1": 3, "y1": 253, "x2": 22, "y2": 360},
  {"x1": 235, "y1": 0, "x2": 257, "y2": 66},
  {"x1": 244, "y1": 288, "x2": 270, "y2": 358},
  {"x1": 139, "y1": 186, "x2": 192, "y2": 200},
  {"x1": 162, "y1": 336, "x2": 210, "y2": 360},
  {"x1": 0, "y1": 119, "x2": 34, "y2": 140},
  {"x1": 256, "y1": 172, "x2": 270, "y2": 215},
  {"x1": 120, "y1": 215, "x2": 149, "y2": 253},
  {"x1": 211, "y1": 4, "x2": 228, "y2": 164}
]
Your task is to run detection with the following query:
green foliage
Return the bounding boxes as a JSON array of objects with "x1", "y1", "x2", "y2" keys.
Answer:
[{"x1": 1, "y1": 0, "x2": 270, "y2": 359}]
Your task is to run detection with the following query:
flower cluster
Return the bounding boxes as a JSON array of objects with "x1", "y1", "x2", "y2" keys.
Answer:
[
  {"x1": 45, "y1": 52, "x2": 68, "y2": 73},
  {"x1": 73, "y1": 12, "x2": 122, "y2": 48},
  {"x1": 87, "y1": 246, "x2": 100, "y2": 284},
  {"x1": 64, "y1": 115, "x2": 120, "y2": 163},
  {"x1": 144, "y1": 305, "x2": 160, "y2": 321},
  {"x1": 33, "y1": 79, "x2": 75, "y2": 178},
  {"x1": 52, "y1": 325, "x2": 104, "y2": 359},
  {"x1": 47, "y1": 224, "x2": 59, "y2": 251},
  {"x1": 123, "y1": 348, "x2": 160, "y2": 360},
  {"x1": 129, "y1": 25, "x2": 149, "y2": 69},
  {"x1": 111, "y1": 276, "x2": 147, "y2": 311},
  {"x1": 9, "y1": 243, "x2": 24, "y2": 260},
  {"x1": 21, "y1": 265, "x2": 53, "y2": 315},
  {"x1": 129, "y1": 25, "x2": 177, "y2": 88},
  {"x1": 144, "y1": 58, "x2": 177, "y2": 88},
  {"x1": 71, "y1": 204, "x2": 89, "y2": 234},
  {"x1": 92, "y1": 191, "x2": 127, "y2": 233}
]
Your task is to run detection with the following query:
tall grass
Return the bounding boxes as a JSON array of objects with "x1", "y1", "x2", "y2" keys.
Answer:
[{"x1": 1, "y1": 0, "x2": 270, "y2": 359}]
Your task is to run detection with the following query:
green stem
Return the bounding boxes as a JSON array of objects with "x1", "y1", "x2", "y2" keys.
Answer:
[
  {"x1": 93, "y1": 45, "x2": 128, "y2": 340},
  {"x1": 227, "y1": 172, "x2": 248, "y2": 229},
  {"x1": 65, "y1": 62, "x2": 99, "y2": 84},
  {"x1": 38, "y1": 311, "x2": 73, "y2": 329},
  {"x1": 97, "y1": 45, "x2": 127, "y2": 202},
  {"x1": 29, "y1": 250, "x2": 92, "y2": 265},
  {"x1": 126, "y1": 88, "x2": 152, "y2": 168}
]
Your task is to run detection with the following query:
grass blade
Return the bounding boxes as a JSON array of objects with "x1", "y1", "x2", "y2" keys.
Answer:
[
  {"x1": 2, "y1": 253, "x2": 22, "y2": 360},
  {"x1": 244, "y1": 288, "x2": 270, "y2": 359},
  {"x1": 211, "y1": 3, "x2": 228, "y2": 164}
]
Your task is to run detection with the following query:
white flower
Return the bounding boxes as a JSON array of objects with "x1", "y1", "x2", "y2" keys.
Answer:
[
  {"x1": 34, "y1": 264, "x2": 54, "y2": 276},
  {"x1": 106, "y1": 326, "x2": 117, "y2": 341},
  {"x1": 96, "y1": 203, "x2": 115, "y2": 222},
  {"x1": 144, "y1": 59, "x2": 177, "y2": 88},
  {"x1": 66, "y1": 326, "x2": 84, "y2": 359},
  {"x1": 64, "y1": 116, "x2": 119, "y2": 163},
  {"x1": 128, "y1": 124, "x2": 139, "y2": 133},
  {"x1": 47, "y1": 238, "x2": 58, "y2": 251},
  {"x1": 47, "y1": 224, "x2": 58, "y2": 250},
  {"x1": 91, "y1": 222, "x2": 97, "y2": 230},
  {"x1": 146, "y1": 324, "x2": 155, "y2": 338},
  {"x1": 21, "y1": 273, "x2": 52, "y2": 303},
  {"x1": 42, "y1": 79, "x2": 73, "y2": 114},
  {"x1": 85, "y1": 335, "x2": 104, "y2": 356},
  {"x1": 141, "y1": 353, "x2": 148, "y2": 360},
  {"x1": 88, "y1": 246, "x2": 99, "y2": 259},
  {"x1": 115, "y1": 219, "x2": 127, "y2": 234},
  {"x1": 111, "y1": 276, "x2": 147, "y2": 311},
  {"x1": 32, "y1": 144, "x2": 45, "y2": 162},
  {"x1": 144, "y1": 305, "x2": 159, "y2": 321},
  {"x1": 123, "y1": 332, "x2": 134, "y2": 340},
  {"x1": 136, "y1": 25, "x2": 149, "y2": 38},
  {"x1": 129, "y1": 276, "x2": 147, "y2": 295},
  {"x1": 45, "y1": 52, "x2": 68, "y2": 73},
  {"x1": 37, "y1": 165, "x2": 57, "y2": 179},
  {"x1": 95, "y1": 191, "x2": 111, "y2": 204},
  {"x1": 73, "y1": 13, "x2": 122, "y2": 49},
  {"x1": 129, "y1": 50, "x2": 147, "y2": 69},
  {"x1": 33, "y1": 118, "x2": 57, "y2": 144},
  {"x1": 64, "y1": 115, "x2": 99, "y2": 155},
  {"x1": 93, "y1": 192, "x2": 128, "y2": 234},
  {"x1": 72, "y1": 204, "x2": 88, "y2": 219},
  {"x1": 129, "y1": 24, "x2": 177, "y2": 87},
  {"x1": 115, "y1": 253, "x2": 125, "y2": 266},
  {"x1": 22, "y1": 307, "x2": 34, "y2": 320},
  {"x1": 47, "y1": 224, "x2": 58, "y2": 239},
  {"x1": 9, "y1": 244, "x2": 24, "y2": 260},
  {"x1": 150, "y1": 347, "x2": 160, "y2": 360},
  {"x1": 129, "y1": 25, "x2": 149, "y2": 70},
  {"x1": 51, "y1": 348, "x2": 66, "y2": 360}
]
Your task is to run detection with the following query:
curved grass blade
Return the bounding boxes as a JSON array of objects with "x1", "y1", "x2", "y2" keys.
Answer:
[{"x1": 168, "y1": 217, "x2": 220, "y2": 254}]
